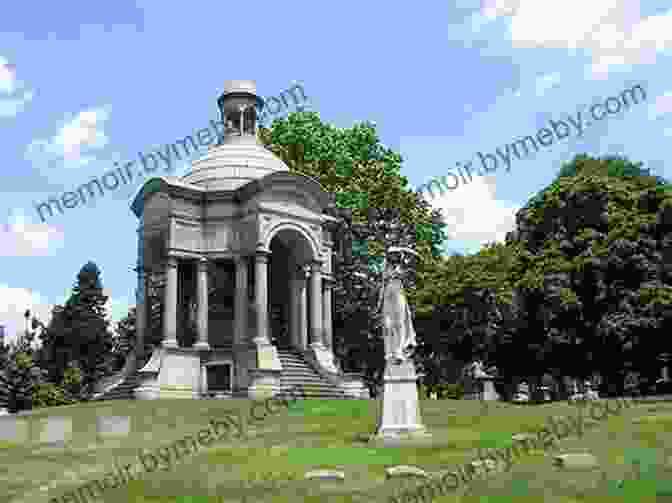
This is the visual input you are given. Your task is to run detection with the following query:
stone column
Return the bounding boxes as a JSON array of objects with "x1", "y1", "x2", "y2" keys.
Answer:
[
  {"x1": 309, "y1": 261, "x2": 323, "y2": 347},
  {"x1": 193, "y1": 258, "x2": 210, "y2": 350},
  {"x1": 135, "y1": 270, "x2": 146, "y2": 358},
  {"x1": 201, "y1": 365, "x2": 208, "y2": 396},
  {"x1": 322, "y1": 277, "x2": 333, "y2": 351},
  {"x1": 233, "y1": 256, "x2": 249, "y2": 392},
  {"x1": 162, "y1": 256, "x2": 179, "y2": 348},
  {"x1": 289, "y1": 275, "x2": 300, "y2": 348},
  {"x1": 234, "y1": 256, "x2": 248, "y2": 347},
  {"x1": 299, "y1": 267, "x2": 308, "y2": 350},
  {"x1": 254, "y1": 251, "x2": 270, "y2": 345}
]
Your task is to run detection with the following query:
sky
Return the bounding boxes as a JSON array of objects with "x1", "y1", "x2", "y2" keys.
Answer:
[{"x1": 1, "y1": 0, "x2": 672, "y2": 344}]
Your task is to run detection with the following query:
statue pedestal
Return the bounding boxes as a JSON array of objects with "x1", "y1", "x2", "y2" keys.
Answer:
[
  {"x1": 371, "y1": 359, "x2": 431, "y2": 446},
  {"x1": 478, "y1": 377, "x2": 499, "y2": 401}
]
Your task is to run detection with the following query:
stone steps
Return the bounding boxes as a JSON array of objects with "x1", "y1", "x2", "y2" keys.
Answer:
[
  {"x1": 276, "y1": 348, "x2": 347, "y2": 399},
  {"x1": 93, "y1": 371, "x2": 143, "y2": 401},
  {"x1": 91, "y1": 346, "x2": 349, "y2": 401}
]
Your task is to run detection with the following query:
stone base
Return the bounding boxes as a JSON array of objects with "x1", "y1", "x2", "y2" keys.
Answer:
[
  {"x1": 247, "y1": 369, "x2": 282, "y2": 399},
  {"x1": 307, "y1": 342, "x2": 339, "y2": 374},
  {"x1": 158, "y1": 347, "x2": 201, "y2": 396},
  {"x1": 480, "y1": 378, "x2": 499, "y2": 401},
  {"x1": 373, "y1": 359, "x2": 429, "y2": 443},
  {"x1": 256, "y1": 344, "x2": 282, "y2": 371},
  {"x1": 368, "y1": 429, "x2": 434, "y2": 448},
  {"x1": 157, "y1": 385, "x2": 200, "y2": 399},
  {"x1": 133, "y1": 382, "x2": 160, "y2": 400}
]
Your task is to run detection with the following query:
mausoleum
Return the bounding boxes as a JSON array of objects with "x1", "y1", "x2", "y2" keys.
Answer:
[{"x1": 93, "y1": 80, "x2": 368, "y2": 401}]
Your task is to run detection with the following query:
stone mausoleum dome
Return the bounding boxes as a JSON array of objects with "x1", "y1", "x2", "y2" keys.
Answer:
[{"x1": 181, "y1": 80, "x2": 289, "y2": 191}]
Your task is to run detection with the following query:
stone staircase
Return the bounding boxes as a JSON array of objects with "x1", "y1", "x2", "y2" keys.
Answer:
[
  {"x1": 92, "y1": 345, "x2": 349, "y2": 401},
  {"x1": 276, "y1": 347, "x2": 347, "y2": 399},
  {"x1": 92, "y1": 370, "x2": 143, "y2": 401}
]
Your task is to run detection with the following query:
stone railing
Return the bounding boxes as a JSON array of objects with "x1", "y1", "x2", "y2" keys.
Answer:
[
  {"x1": 340, "y1": 373, "x2": 371, "y2": 399},
  {"x1": 301, "y1": 350, "x2": 370, "y2": 399},
  {"x1": 91, "y1": 351, "x2": 138, "y2": 399},
  {"x1": 133, "y1": 346, "x2": 164, "y2": 400}
]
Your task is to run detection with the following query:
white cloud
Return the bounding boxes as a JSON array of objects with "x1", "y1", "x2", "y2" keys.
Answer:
[
  {"x1": 481, "y1": 0, "x2": 519, "y2": 19},
  {"x1": 0, "y1": 210, "x2": 65, "y2": 257},
  {"x1": 475, "y1": 1, "x2": 672, "y2": 79},
  {"x1": 26, "y1": 106, "x2": 111, "y2": 166},
  {"x1": 420, "y1": 174, "x2": 519, "y2": 247},
  {"x1": 0, "y1": 285, "x2": 53, "y2": 347}
]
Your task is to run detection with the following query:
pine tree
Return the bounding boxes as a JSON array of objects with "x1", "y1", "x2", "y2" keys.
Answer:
[
  {"x1": 0, "y1": 311, "x2": 48, "y2": 413},
  {"x1": 38, "y1": 262, "x2": 115, "y2": 395}
]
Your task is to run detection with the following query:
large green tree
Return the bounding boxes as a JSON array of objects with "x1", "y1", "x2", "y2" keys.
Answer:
[
  {"x1": 413, "y1": 241, "x2": 522, "y2": 395},
  {"x1": 258, "y1": 112, "x2": 446, "y2": 394},
  {"x1": 412, "y1": 154, "x2": 672, "y2": 399},
  {"x1": 38, "y1": 262, "x2": 115, "y2": 394},
  {"x1": 506, "y1": 154, "x2": 672, "y2": 396},
  {"x1": 0, "y1": 311, "x2": 48, "y2": 412}
]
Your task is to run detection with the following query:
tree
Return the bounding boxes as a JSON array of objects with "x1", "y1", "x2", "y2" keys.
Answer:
[
  {"x1": 409, "y1": 154, "x2": 672, "y2": 398},
  {"x1": 38, "y1": 262, "x2": 115, "y2": 395},
  {"x1": 413, "y1": 242, "x2": 521, "y2": 392},
  {"x1": 0, "y1": 311, "x2": 48, "y2": 413},
  {"x1": 258, "y1": 112, "x2": 446, "y2": 395},
  {"x1": 507, "y1": 154, "x2": 672, "y2": 396},
  {"x1": 111, "y1": 307, "x2": 136, "y2": 371}
]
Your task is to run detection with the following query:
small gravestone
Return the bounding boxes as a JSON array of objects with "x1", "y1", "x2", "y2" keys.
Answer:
[
  {"x1": 304, "y1": 470, "x2": 345, "y2": 482},
  {"x1": 385, "y1": 465, "x2": 429, "y2": 480},
  {"x1": 0, "y1": 416, "x2": 29, "y2": 443},
  {"x1": 512, "y1": 433, "x2": 536, "y2": 442},
  {"x1": 36, "y1": 416, "x2": 72, "y2": 445},
  {"x1": 553, "y1": 453, "x2": 598, "y2": 470},
  {"x1": 512, "y1": 382, "x2": 530, "y2": 403},
  {"x1": 96, "y1": 415, "x2": 131, "y2": 440}
]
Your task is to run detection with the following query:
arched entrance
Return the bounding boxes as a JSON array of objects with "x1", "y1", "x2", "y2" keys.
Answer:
[{"x1": 267, "y1": 225, "x2": 318, "y2": 351}]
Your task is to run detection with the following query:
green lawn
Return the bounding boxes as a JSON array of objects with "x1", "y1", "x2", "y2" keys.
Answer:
[{"x1": 1, "y1": 398, "x2": 671, "y2": 502}]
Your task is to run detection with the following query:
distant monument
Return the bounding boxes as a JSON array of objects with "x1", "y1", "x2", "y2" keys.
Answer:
[
  {"x1": 372, "y1": 247, "x2": 431, "y2": 445},
  {"x1": 469, "y1": 360, "x2": 499, "y2": 401}
]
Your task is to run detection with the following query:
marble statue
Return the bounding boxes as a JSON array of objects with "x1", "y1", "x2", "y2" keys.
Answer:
[
  {"x1": 379, "y1": 274, "x2": 417, "y2": 363},
  {"x1": 372, "y1": 246, "x2": 430, "y2": 444}
]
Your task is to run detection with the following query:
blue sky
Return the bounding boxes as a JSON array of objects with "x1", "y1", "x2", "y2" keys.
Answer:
[{"x1": 1, "y1": 0, "x2": 672, "y2": 342}]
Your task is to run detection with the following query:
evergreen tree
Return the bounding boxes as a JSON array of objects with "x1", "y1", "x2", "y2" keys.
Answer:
[
  {"x1": 38, "y1": 262, "x2": 115, "y2": 395},
  {"x1": 0, "y1": 311, "x2": 48, "y2": 413}
]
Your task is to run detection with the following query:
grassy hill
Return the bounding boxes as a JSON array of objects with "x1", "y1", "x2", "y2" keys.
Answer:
[{"x1": 1, "y1": 397, "x2": 671, "y2": 502}]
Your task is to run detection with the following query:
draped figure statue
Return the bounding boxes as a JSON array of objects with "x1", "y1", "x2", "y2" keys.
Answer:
[{"x1": 378, "y1": 247, "x2": 418, "y2": 362}]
